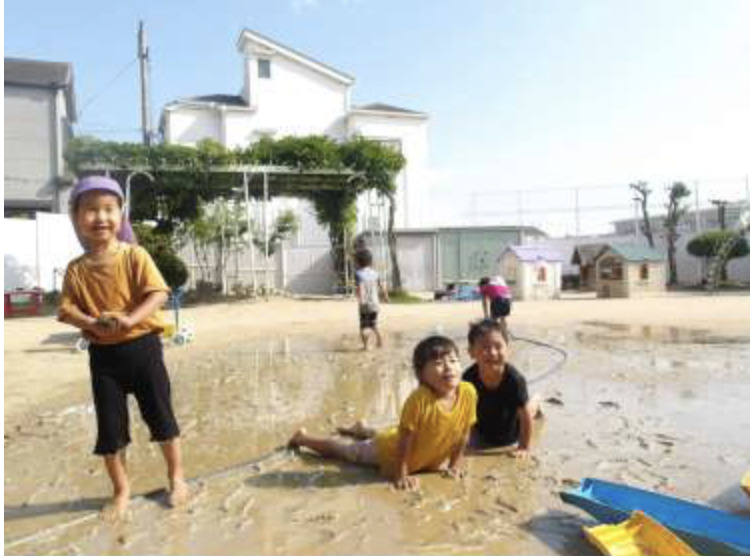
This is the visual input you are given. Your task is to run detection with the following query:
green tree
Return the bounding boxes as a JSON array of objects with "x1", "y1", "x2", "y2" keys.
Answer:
[
  {"x1": 132, "y1": 223, "x2": 188, "y2": 290},
  {"x1": 253, "y1": 209, "x2": 300, "y2": 257},
  {"x1": 687, "y1": 229, "x2": 749, "y2": 282}
]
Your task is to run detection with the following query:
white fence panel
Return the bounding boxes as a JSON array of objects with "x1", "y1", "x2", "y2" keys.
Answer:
[{"x1": 4, "y1": 214, "x2": 82, "y2": 292}]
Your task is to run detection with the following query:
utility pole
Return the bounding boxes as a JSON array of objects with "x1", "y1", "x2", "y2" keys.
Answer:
[
  {"x1": 138, "y1": 20, "x2": 152, "y2": 146},
  {"x1": 710, "y1": 199, "x2": 728, "y2": 230}
]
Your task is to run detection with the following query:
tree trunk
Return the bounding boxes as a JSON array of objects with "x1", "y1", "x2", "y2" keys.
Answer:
[
  {"x1": 641, "y1": 208, "x2": 654, "y2": 248},
  {"x1": 667, "y1": 236, "x2": 678, "y2": 285},
  {"x1": 387, "y1": 193, "x2": 403, "y2": 292}
]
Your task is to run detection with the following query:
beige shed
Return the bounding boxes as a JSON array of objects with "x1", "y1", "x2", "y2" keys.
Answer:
[{"x1": 594, "y1": 244, "x2": 667, "y2": 298}]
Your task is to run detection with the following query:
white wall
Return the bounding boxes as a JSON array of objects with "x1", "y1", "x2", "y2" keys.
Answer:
[
  {"x1": 165, "y1": 108, "x2": 223, "y2": 145},
  {"x1": 238, "y1": 54, "x2": 349, "y2": 143},
  {"x1": 4, "y1": 213, "x2": 82, "y2": 291},
  {"x1": 349, "y1": 114, "x2": 429, "y2": 229}
]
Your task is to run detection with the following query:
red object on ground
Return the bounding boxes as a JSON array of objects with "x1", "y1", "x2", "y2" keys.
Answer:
[{"x1": 4, "y1": 290, "x2": 43, "y2": 318}]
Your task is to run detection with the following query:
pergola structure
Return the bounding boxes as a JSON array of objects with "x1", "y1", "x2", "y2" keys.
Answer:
[{"x1": 79, "y1": 163, "x2": 390, "y2": 294}]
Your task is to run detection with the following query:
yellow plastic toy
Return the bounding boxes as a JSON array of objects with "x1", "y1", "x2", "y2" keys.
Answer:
[
  {"x1": 741, "y1": 470, "x2": 749, "y2": 497},
  {"x1": 584, "y1": 510, "x2": 701, "y2": 556}
]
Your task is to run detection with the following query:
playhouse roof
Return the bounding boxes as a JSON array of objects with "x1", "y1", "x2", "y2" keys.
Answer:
[
  {"x1": 598, "y1": 243, "x2": 666, "y2": 262},
  {"x1": 504, "y1": 245, "x2": 563, "y2": 263},
  {"x1": 571, "y1": 243, "x2": 607, "y2": 265}
]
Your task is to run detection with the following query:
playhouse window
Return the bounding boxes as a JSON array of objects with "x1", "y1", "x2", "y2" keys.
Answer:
[
  {"x1": 599, "y1": 257, "x2": 623, "y2": 280},
  {"x1": 639, "y1": 263, "x2": 649, "y2": 280},
  {"x1": 537, "y1": 266, "x2": 548, "y2": 282}
]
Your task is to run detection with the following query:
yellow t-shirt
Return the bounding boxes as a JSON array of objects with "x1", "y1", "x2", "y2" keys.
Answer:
[
  {"x1": 374, "y1": 382, "x2": 477, "y2": 477},
  {"x1": 58, "y1": 243, "x2": 170, "y2": 345}
]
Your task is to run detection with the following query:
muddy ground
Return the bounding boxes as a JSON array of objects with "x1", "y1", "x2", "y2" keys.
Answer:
[{"x1": 3, "y1": 293, "x2": 750, "y2": 555}]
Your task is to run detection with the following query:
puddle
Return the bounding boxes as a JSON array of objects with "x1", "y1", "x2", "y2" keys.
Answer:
[
  {"x1": 4, "y1": 327, "x2": 750, "y2": 555},
  {"x1": 580, "y1": 321, "x2": 749, "y2": 345}
]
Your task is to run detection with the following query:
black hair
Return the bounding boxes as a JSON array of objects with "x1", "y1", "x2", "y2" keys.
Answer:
[
  {"x1": 355, "y1": 249, "x2": 373, "y2": 269},
  {"x1": 467, "y1": 318, "x2": 509, "y2": 346},
  {"x1": 412, "y1": 335, "x2": 459, "y2": 381},
  {"x1": 478, "y1": 276, "x2": 490, "y2": 287}
]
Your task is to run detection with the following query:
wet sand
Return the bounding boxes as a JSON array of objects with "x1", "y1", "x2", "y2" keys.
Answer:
[{"x1": 4, "y1": 292, "x2": 750, "y2": 555}]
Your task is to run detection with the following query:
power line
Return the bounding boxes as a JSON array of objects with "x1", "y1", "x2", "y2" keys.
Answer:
[{"x1": 77, "y1": 58, "x2": 138, "y2": 118}]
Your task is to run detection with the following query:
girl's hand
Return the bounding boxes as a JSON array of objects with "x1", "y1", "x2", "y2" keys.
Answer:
[
  {"x1": 393, "y1": 475, "x2": 420, "y2": 491},
  {"x1": 441, "y1": 466, "x2": 466, "y2": 480}
]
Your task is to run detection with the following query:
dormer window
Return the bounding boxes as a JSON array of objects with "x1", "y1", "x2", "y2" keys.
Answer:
[{"x1": 258, "y1": 59, "x2": 271, "y2": 79}]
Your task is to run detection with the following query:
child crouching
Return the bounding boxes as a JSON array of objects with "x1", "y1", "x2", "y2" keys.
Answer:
[{"x1": 289, "y1": 335, "x2": 477, "y2": 490}]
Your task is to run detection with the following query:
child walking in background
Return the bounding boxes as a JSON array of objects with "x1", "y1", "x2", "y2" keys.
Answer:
[
  {"x1": 289, "y1": 335, "x2": 477, "y2": 490},
  {"x1": 478, "y1": 276, "x2": 512, "y2": 330},
  {"x1": 354, "y1": 249, "x2": 388, "y2": 350},
  {"x1": 463, "y1": 319, "x2": 541, "y2": 459},
  {"x1": 58, "y1": 176, "x2": 187, "y2": 521}
]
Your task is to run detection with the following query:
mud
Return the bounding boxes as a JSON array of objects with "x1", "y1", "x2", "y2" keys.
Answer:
[{"x1": 4, "y1": 323, "x2": 750, "y2": 555}]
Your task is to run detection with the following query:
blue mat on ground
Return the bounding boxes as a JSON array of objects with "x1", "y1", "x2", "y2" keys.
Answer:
[{"x1": 560, "y1": 477, "x2": 749, "y2": 556}]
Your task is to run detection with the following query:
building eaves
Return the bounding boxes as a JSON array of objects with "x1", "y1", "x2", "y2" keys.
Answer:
[
  {"x1": 164, "y1": 94, "x2": 251, "y2": 111},
  {"x1": 5, "y1": 57, "x2": 77, "y2": 120}
]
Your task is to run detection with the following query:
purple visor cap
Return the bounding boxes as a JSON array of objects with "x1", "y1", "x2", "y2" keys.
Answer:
[
  {"x1": 69, "y1": 176, "x2": 137, "y2": 245},
  {"x1": 70, "y1": 176, "x2": 125, "y2": 204}
]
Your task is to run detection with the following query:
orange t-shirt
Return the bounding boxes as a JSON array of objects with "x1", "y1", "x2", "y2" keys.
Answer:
[{"x1": 59, "y1": 243, "x2": 169, "y2": 344}]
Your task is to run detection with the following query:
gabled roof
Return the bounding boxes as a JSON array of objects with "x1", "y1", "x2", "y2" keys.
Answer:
[
  {"x1": 237, "y1": 28, "x2": 354, "y2": 85},
  {"x1": 598, "y1": 243, "x2": 666, "y2": 262},
  {"x1": 165, "y1": 94, "x2": 248, "y2": 110},
  {"x1": 5, "y1": 57, "x2": 77, "y2": 120},
  {"x1": 571, "y1": 243, "x2": 608, "y2": 265},
  {"x1": 504, "y1": 245, "x2": 563, "y2": 263}
]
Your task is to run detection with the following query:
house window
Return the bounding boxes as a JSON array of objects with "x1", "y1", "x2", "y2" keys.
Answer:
[
  {"x1": 258, "y1": 59, "x2": 271, "y2": 79},
  {"x1": 639, "y1": 263, "x2": 649, "y2": 280}
]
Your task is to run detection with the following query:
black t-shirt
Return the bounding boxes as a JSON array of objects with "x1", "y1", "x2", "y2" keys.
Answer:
[{"x1": 462, "y1": 363, "x2": 529, "y2": 446}]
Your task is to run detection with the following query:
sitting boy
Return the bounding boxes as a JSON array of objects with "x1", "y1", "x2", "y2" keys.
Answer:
[{"x1": 463, "y1": 319, "x2": 541, "y2": 458}]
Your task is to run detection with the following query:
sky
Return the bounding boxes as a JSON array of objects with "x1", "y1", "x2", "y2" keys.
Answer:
[{"x1": 4, "y1": 0, "x2": 751, "y2": 235}]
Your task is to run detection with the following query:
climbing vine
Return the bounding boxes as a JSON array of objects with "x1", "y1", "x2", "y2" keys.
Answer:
[{"x1": 66, "y1": 135, "x2": 405, "y2": 288}]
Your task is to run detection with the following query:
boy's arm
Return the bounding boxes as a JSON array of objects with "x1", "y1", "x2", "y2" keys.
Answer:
[
  {"x1": 393, "y1": 428, "x2": 419, "y2": 491},
  {"x1": 512, "y1": 406, "x2": 534, "y2": 459},
  {"x1": 380, "y1": 279, "x2": 389, "y2": 303},
  {"x1": 444, "y1": 428, "x2": 471, "y2": 478},
  {"x1": 111, "y1": 290, "x2": 169, "y2": 331},
  {"x1": 58, "y1": 303, "x2": 99, "y2": 333}
]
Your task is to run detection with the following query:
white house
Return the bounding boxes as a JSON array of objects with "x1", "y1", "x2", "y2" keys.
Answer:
[
  {"x1": 160, "y1": 29, "x2": 430, "y2": 294},
  {"x1": 498, "y1": 245, "x2": 563, "y2": 301},
  {"x1": 161, "y1": 28, "x2": 430, "y2": 231}
]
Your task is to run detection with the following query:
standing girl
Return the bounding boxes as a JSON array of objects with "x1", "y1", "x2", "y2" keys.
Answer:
[
  {"x1": 478, "y1": 276, "x2": 512, "y2": 329},
  {"x1": 58, "y1": 176, "x2": 187, "y2": 521}
]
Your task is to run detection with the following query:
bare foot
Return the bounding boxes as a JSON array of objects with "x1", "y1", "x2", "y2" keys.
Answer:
[
  {"x1": 288, "y1": 428, "x2": 307, "y2": 450},
  {"x1": 100, "y1": 492, "x2": 131, "y2": 523},
  {"x1": 336, "y1": 420, "x2": 372, "y2": 440},
  {"x1": 168, "y1": 478, "x2": 189, "y2": 508}
]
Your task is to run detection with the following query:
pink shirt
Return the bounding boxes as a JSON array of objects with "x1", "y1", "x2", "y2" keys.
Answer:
[{"x1": 480, "y1": 283, "x2": 511, "y2": 300}]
